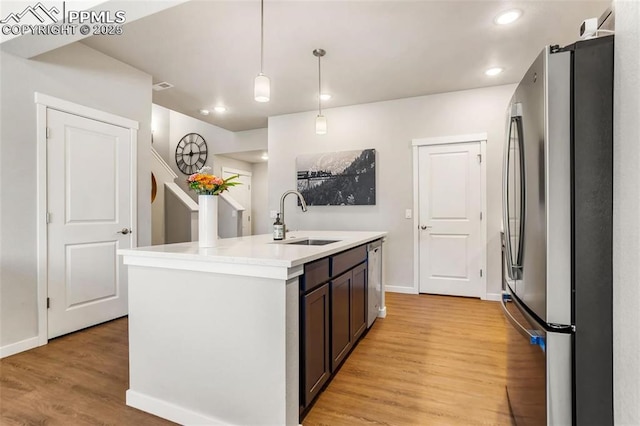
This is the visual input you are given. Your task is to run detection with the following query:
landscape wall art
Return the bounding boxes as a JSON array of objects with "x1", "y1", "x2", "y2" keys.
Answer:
[{"x1": 296, "y1": 149, "x2": 376, "y2": 206}]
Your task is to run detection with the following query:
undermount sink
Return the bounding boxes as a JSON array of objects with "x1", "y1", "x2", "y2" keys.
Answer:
[{"x1": 284, "y1": 239, "x2": 341, "y2": 246}]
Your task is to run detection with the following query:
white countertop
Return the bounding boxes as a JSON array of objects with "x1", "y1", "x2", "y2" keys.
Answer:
[{"x1": 119, "y1": 230, "x2": 386, "y2": 270}]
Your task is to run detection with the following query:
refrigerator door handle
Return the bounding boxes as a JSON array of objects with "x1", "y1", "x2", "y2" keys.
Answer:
[
  {"x1": 502, "y1": 117, "x2": 515, "y2": 278},
  {"x1": 501, "y1": 293, "x2": 546, "y2": 351},
  {"x1": 502, "y1": 103, "x2": 526, "y2": 281}
]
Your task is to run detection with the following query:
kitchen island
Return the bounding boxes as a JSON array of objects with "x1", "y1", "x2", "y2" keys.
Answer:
[{"x1": 118, "y1": 230, "x2": 386, "y2": 425}]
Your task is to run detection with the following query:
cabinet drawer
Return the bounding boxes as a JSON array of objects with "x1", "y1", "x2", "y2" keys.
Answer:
[
  {"x1": 302, "y1": 258, "x2": 330, "y2": 293},
  {"x1": 331, "y1": 245, "x2": 366, "y2": 277}
]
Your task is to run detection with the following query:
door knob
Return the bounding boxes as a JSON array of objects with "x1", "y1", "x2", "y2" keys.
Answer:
[
  {"x1": 420, "y1": 225, "x2": 432, "y2": 230},
  {"x1": 117, "y1": 228, "x2": 131, "y2": 235}
]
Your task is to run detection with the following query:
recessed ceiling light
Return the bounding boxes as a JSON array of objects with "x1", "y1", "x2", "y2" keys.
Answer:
[
  {"x1": 495, "y1": 9, "x2": 522, "y2": 25},
  {"x1": 214, "y1": 106, "x2": 227, "y2": 113},
  {"x1": 199, "y1": 109, "x2": 210, "y2": 116},
  {"x1": 485, "y1": 67, "x2": 503, "y2": 76},
  {"x1": 319, "y1": 93, "x2": 332, "y2": 101},
  {"x1": 261, "y1": 152, "x2": 269, "y2": 160}
]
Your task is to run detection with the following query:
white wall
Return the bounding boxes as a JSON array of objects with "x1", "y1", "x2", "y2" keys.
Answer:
[
  {"x1": 232, "y1": 128, "x2": 268, "y2": 154},
  {"x1": 212, "y1": 155, "x2": 253, "y2": 182},
  {"x1": 613, "y1": 0, "x2": 640, "y2": 423},
  {"x1": 152, "y1": 104, "x2": 171, "y2": 161},
  {"x1": 214, "y1": 155, "x2": 253, "y2": 236},
  {"x1": 252, "y1": 161, "x2": 270, "y2": 235},
  {"x1": 268, "y1": 84, "x2": 516, "y2": 295},
  {"x1": 151, "y1": 105, "x2": 172, "y2": 245},
  {"x1": 0, "y1": 43, "x2": 152, "y2": 349}
]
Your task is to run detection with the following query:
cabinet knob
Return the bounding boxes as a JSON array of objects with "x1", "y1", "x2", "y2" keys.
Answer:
[
  {"x1": 420, "y1": 225, "x2": 432, "y2": 230},
  {"x1": 117, "y1": 228, "x2": 131, "y2": 235}
]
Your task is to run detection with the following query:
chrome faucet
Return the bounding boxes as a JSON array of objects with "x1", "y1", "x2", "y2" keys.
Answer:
[{"x1": 279, "y1": 190, "x2": 308, "y2": 239}]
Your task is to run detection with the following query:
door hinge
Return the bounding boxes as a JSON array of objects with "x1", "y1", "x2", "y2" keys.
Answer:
[
  {"x1": 248, "y1": 184, "x2": 250, "y2": 190},
  {"x1": 47, "y1": 297, "x2": 50, "y2": 309},
  {"x1": 248, "y1": 215, "x2": 251, "y2": 222},
  {"x1": 480, "y1": 269, "x2": 483, "y2": 277},
  {"x1": 480, "y1": 212, "x2": 483, "y2": 220},
  {"x1": 477, "y1": 154, "x2": 482, "y2": 163},
  {"x1": 46, "y1": 127, "x2": 51, "y2": 139},
  {"x1": 46, "y1": 212, "x2": 51, "y2": 223}
]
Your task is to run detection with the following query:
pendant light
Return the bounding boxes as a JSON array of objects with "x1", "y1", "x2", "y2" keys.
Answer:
[
  {"x1": 254, "y1": 0, "x2": 270, "y2": 102},
  {"x1": 313, "y1": 48, "x2": 327, "y2": 135}
]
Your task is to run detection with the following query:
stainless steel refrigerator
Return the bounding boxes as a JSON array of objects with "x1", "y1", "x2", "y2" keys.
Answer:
[{"x1": 501, "y1": 35, "x2": 614, "y2": 425}]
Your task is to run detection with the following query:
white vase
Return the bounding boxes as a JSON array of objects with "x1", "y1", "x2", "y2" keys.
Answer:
[{"x1": 198, "y1": 194, "x2": 218, "y2": 247}]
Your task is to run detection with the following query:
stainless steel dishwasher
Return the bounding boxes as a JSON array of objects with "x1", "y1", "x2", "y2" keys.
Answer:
[{"x1": 367, "y1": 239, "x2": 383, "y2": 328}]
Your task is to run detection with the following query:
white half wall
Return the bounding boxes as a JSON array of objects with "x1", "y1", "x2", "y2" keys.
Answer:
[
  {"x1": 268, "y1": 84, "x2": 516, "y2": 293},
  {"x1": 613, "y1": 0, "x2": 640, "y2": 423},
  {"x1": 0, "y1": 42, "x2": 152, "y2": 349}
]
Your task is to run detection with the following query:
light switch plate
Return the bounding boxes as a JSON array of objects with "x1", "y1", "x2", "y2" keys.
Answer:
[{"x1": 405, "y1": 209, "x2": 412, "y2": 219}]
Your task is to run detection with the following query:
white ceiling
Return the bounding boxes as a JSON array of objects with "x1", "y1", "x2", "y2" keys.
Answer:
[{"x1": 82, "y1": 0, "x2": 608, "y2": 132}]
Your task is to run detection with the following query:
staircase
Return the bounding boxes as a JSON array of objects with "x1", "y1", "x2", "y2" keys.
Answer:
[{"x1": 150, "y1": 147, "x2": 246, "y2": 244}]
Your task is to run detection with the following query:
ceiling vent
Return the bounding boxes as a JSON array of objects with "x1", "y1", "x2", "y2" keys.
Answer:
[{"x1": 152, "y1": 81, "x2": 174, "y2": 91}]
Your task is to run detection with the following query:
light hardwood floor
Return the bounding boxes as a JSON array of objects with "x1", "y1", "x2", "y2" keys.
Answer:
[
  {"x1": 0, "y1": 293, "x2": 511, "y2": 425},
  {"x1": 303, "y1": 293, "x2": 513, "y2": 425}
]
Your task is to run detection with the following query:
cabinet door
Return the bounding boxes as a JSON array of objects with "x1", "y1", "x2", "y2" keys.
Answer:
[
  {"x1": 303, "y1": 283, "x2": 330, "y2": 407},
  {"x1": 331, "y1": 271, "x2": 352, "y2": 372},
  {"x1": 351, "y1": 262, "x2": 367, "y2": 342}
]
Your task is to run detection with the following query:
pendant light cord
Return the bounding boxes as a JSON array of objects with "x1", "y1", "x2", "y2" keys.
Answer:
[
  {"x1": 318, "y1": 54, "x2": 322, "y2": 114},
  {"x1": 260, "y1": 0, "x2": 264, "y2": 74}
]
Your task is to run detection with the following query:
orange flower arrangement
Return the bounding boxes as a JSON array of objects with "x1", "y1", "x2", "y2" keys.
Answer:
[{"x1": 187, "y1": 166, "x2": 240, "y2": 195}]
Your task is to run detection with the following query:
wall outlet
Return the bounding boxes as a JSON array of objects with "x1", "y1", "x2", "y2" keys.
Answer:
[
  {"x1": 405, "y1": 209, "x2": 412, "y2": 219},
  {"x1": 270, "y1": 210, "x2": 278, "y2": 219}
]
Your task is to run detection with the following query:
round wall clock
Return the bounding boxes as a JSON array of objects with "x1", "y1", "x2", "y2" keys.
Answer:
[{"x1": 175, "y1": 133, "x2": 208, "y2": 175}]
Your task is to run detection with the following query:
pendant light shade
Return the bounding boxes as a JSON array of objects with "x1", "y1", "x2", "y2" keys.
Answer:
[
  {"x1": 254, "y1": 73, "x2": 270, "y2": 102},
  {"x1": 254, "y1": 0, "x2": 270, "y2": 102},
  {"x1": 315, "y1": 114, "x2": 327, "y2": 134},
  {"x1": 313, "y1": 48, "x2": 326, "y2": 135}
]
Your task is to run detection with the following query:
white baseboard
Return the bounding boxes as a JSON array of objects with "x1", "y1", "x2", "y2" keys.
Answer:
[
  {"x1": 483, "y1": 292, "x2": 502, "y2": 302},
  {"x1": 385, "y1": 285, "x2": 418, "y2": 294},
  {"x1": 126, "y1": 390, "x2": 229, "y2": 425},
  {"x1": 377, "y1": 306, "x2": 387, "y2": 318},
  {"x1": 0, "y1": 336, "x2": 40, "y2": 359}
]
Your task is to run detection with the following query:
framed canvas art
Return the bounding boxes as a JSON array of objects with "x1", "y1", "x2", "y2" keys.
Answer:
[{"x1": 296, "y1": 149, "x2": 376, "y2": 206}]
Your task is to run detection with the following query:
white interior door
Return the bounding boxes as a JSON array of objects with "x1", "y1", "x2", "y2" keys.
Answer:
[
  {"x1": 418, "y1": 142, "x2": 482, "y2": 298},
  {"x1": 223, "y1": 168, "x2": 252, "y2": 236},
  {"x1": 47, "y1": 109, "x2": 133, "y2": 338}
]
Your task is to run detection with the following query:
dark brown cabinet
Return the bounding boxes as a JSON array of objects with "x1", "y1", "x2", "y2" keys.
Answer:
[
  {"x1": 330, "y1": 270, "x2": 352, "y2": 372},
  {"x1": 330, "y1": 263, "x2": 367, "y2": 372},
  {"x1": 302, "y1": 283, "x2": 330, "y2": 406},
  {"x1": 300, "y1": 244, "x2": 369, "y2": 415}
]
